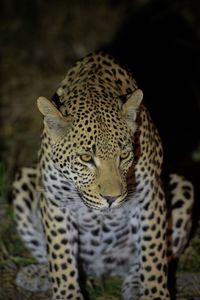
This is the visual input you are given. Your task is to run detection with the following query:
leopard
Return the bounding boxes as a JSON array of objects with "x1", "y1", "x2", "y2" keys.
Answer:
[{"x1": 12, "y1": 52, "x2": 194, "y2": 300}]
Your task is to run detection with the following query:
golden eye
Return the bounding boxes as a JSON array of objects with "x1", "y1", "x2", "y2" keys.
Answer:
[
  {"x1": 80, "y1": 154, "x2": 93, "y2": 163},
  {"x1": 120, "y1": 151, "x2": 131, "y2": 160}
]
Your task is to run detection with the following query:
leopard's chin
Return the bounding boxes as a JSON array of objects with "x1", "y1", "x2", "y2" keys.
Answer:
[{"x1": 79, "y1": 190, "x2": 128, "y2": 211}]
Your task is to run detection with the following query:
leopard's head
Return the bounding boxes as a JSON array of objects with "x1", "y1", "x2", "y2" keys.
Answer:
[{"x1": 37, "y1": 89, "x2": 143, "y2": 210}]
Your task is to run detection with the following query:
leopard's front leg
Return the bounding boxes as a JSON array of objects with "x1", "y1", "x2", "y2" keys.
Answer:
[
  {"x1": 123, "y1": 181, "x2": 170, "y2": 300},
  {"x1": 138, "y1": 181, "x2": 170, "y2": 300},
  {"x1": 40, "y1": 193, "x2": 83, "y2": 300}
]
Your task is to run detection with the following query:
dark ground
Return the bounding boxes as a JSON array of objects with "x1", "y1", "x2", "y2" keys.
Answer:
[{"x1": 0, "y1": 0, "x2": 200, "y2": 299}]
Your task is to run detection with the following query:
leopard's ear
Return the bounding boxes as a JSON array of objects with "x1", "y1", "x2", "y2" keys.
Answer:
[
  {"x1": 122, "y1": 89, "x2": 143, "y2": 134},
  {"x1": 37, "y1": 96, "x2": 73, "y2": 142}
]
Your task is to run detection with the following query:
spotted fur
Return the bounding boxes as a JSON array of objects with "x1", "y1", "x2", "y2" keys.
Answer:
[{"x1": 13, "y1": 52, "x2": 194, "y2": 300}]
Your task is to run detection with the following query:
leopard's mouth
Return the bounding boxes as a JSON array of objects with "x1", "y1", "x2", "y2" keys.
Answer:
[{"x1": 79, "y1": 191, "x2": 128, "y2": 211}]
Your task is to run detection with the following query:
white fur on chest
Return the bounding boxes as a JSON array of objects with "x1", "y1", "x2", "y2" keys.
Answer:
[{"x1": 75, "y1": 201, "x2": 139, "y2": 277}]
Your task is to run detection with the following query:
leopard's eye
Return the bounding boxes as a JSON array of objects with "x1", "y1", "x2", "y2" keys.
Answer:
[
  {"x1": 80, "y1": 154, "x2": 93, "y2": 163},
  {"x1": 120, "y1": 151, "x2": 131, "y2": 160}
]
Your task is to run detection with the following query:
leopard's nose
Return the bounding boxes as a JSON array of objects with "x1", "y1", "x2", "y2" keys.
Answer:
[{"x1": 103, "y1": 195, "x2": 120, "y2": 206}]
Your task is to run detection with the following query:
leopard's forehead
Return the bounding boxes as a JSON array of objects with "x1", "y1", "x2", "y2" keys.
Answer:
[
  {"x1": 61, "y1": 106, "x2": 132, "y2": 159},
  {"x1": 51, "y1": 52, "x2": 137, "y2": 158}
]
